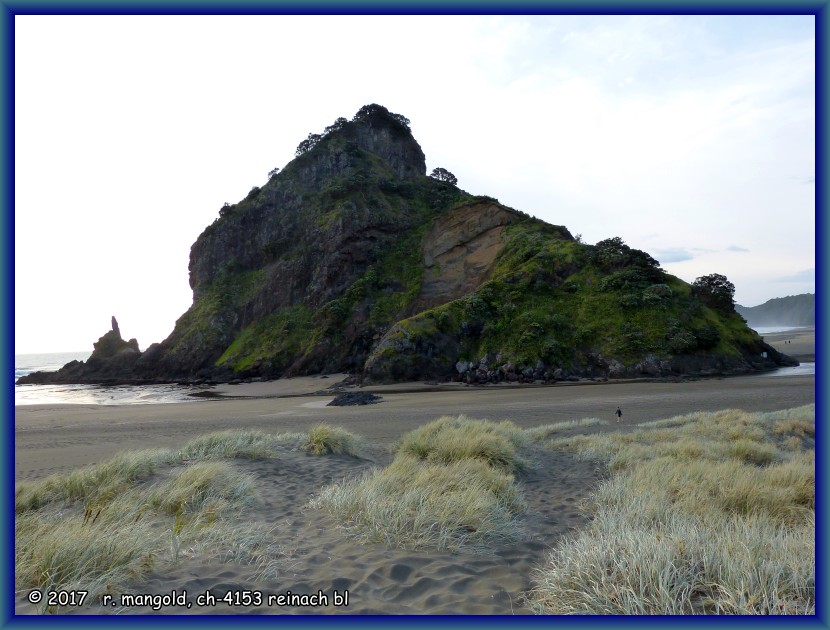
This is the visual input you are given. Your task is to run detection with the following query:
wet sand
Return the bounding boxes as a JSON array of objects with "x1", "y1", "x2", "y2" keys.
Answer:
[
  {"x1": 16, "y1": 373, "x2": 815, "y2": 481},
  {"x1": 760, "y1": 326, "x2": 815, "y2": 362}
]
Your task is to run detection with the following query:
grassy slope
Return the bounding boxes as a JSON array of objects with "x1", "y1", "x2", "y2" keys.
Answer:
[{"x1": 385, "y1": 219, "x2": 760, "y2": 373}]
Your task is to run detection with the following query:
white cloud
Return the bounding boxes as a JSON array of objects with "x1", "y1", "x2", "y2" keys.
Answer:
[
  {"x1": 653, "y1": 249, "x2": 697, "y2": 264},
  {"x1": 775, "y1": 268, "x2": 815, "y2": 283}
]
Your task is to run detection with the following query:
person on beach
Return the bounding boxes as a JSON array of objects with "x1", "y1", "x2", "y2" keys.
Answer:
[{"x1": 615, "y1": 407, "x2": 623, "y2": 422}]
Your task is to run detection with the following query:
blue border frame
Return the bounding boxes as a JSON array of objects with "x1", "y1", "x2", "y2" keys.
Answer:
[
  {"x1": 816, "y1": 0, "x2": 827, "y2": 626},
  {"x1": 3, "y1": 2, "x2": 825, "y2": 628}
]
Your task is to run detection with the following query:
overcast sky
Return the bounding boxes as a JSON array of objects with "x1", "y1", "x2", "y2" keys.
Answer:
[{"x1": 15, "y1": 14, "x2": 815, "y2": 354}]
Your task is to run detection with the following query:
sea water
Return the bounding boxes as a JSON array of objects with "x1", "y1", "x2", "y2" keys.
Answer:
[
  {"x1": 14, "y1": 351, "x2": 213, "y2": 406},
  {"x1": 751, "y1": 325, "x2": 809, "y2": 335},
  {"x1": 15, "y1": 351, "x2": 91, "y2": 380}
]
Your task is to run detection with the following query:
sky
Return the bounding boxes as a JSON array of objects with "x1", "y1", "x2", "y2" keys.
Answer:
[{"x1": 14, "y1": 14, "x2": 815, "y2": 354}]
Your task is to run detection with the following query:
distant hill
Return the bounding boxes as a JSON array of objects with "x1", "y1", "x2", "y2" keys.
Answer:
[{"x1": 736, "y1": 294, "x2": 814, "y2": 328}]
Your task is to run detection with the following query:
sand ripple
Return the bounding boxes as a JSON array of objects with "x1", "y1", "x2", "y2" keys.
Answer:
[{"x1": 29, "y1": 443, "x2": 603, "y2": 615}]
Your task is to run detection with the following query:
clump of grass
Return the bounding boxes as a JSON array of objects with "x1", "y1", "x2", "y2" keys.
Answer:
[
  {"x1": 311, "y1": 417, "x2": 529, "y2": 551},
  {"x1": 16, "y1": 459, "x2": 260, "y2": 610},
  {"x1": 15, "y1": 427, "x2": 322, "y2": 612},
  {"x1": 549, "y1": 406, "x2": 814, "y2": 472},
  {"x1": 592, "y1": 452, "x2": 814, "y2": 526},
  {"x1": 311, "y1": 454, "x2": 525, "y2": 552},
  {"x1": 529, "y1": 510, "x2": 814, "y2": 615},
  {"x1": 15, "y1": 449, "x2": 177, "y2": 513},
  {"x1": 16, "y1": 511, "x2": 162, "y2": 612},
  {"x1": 187, "y1": 520, "x2": 291, "y2": 579},
  {"x1": 395, "y1": 415, "x2": 528, "y2": 472},
  {"x1": 304, "y1": 423, "x2": 364, "y2": 456},
  {"x1": 145, "y1": 461, "x2": 256, "y2": 516},
  {"x1": 529, "y1": 405, "x2": 815, "y2": 615},
  {"x1": 178, "y1": 429, "x2": 303, "y2": 460},
  {"x1": 525, "y1": 418, "x2": 607, "y2": 441},
  {"x1": 774, "y1": 418, "x2": 815, "y2": 437}
]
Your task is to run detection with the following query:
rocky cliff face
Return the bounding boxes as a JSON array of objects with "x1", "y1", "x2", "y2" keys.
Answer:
[
  {"x1": 17, "y1": 317, "x2": 142, "y2": 384},
  {"x1": 416, "y1": 202, "x2": 530, "y2": 310},
  {"x1": 18, "y1": 104, "x2": 797, "y2": 386}
]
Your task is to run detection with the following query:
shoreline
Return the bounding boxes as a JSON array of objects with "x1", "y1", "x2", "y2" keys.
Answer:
[
  {"x1": 15, "y1": 372, "x2": 815, "y2": 483},
  {"x1": 758, "y1": 326, "x2": 815, "y2": 362},
  {"x1": 15, "y1": 325, "x2": 814, "y2": 392},
  {"x1": 15, "y1": 355, "x2": 815, "y2": 408}
]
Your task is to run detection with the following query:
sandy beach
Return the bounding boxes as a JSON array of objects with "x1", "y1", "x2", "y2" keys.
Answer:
[
  {"x1": 760, "y1": 326, "x2": 815, "y2": 362},
  {"x1": 14, "y1": 371, "x2": 815, "y2": 615},
  {"x1": 16, "y1": 373, "x2": 815, "y2": 482}
]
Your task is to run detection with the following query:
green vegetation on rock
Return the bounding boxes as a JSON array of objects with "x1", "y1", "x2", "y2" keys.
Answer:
[
  {"x1": 216, "y1": 304, "x2": 314, "y2": 374},
  {"x1": 363, "y1": 218, "x2": 772, "y2": 382}
]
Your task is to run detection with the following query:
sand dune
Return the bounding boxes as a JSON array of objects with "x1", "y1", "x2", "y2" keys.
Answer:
[{"x1": 14, "y1": 372, "x2": 815, "y2": 615}]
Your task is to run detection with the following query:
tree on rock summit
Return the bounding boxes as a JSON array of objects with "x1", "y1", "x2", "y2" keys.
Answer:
[{"x1": 429, "y1": 167, "x2": 458, "y2": 186}]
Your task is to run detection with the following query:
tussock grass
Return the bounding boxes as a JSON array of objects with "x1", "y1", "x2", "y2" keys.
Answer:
[
  {"x1": 313, "y1": 416, "x2": 528, "y2": 551},
  {"x1": 553, "y1": 406, "x2": 815, "y2": 473},
  {"x1": 529, "y1": 405, "x2": 815, "y2": 615},
  {"x1": 774, "y1": 418, "x2": 815, "y2": 438},
  {"x1": 16, "y1": 459, "x2": 258, "y2": 612},
  {"x1": 15, "y1": 449, "x2": 176, "y2": 513},
  {"x1": 17, "y1": 425, "x2": 357, "y2": 515},
  {"x1": 178, "y1": 429, "x2": 302, "y2": 460},
  {"x1": 15, "y1": 426, "x2": 342, "y2": 613},
  {"x1": 304, "y1": 423, "x2": 364, "y2": 456},
  {"x1": 145, "y1": 461, "x2": 256, "y2": 516},
  {"x1": 16, "y1": 511, "x2": 161, "y2": 611},
  {"x1": 311, "y1": 454, "x2": 525, "y2": 552},
  {"x1": 395, "y1": 415, "x2": 528, "y2": 472},
  {"x1": 525, "y1": 418, "x2": 607, "y2": 441},
  {"x1": 530, "y1": 510, "x2": 814, "y2": 614},
  {"x1": 186, "y1": 520, "x2": 290, "y2": 575}
]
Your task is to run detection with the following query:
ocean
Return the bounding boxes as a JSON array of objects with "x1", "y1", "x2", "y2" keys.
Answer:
[
  {"x1": 15, "y1": 350, "x2": 92, "y2": 381},
  {"x1": 751, "y1": 325, "x2": 809, "y2": 335},
  {"x1": 14, "y1": 351, "x2": 213, "y2": 406}
]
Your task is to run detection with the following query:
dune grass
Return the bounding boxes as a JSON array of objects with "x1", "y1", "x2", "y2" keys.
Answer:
[
  {"x1": 311, "y1": 416, "x2": 528, "y2": 551},
  {"x1": 16, "y1": 511, "x2": 161, "y2": 612},
  {"x1": 177, "y1": 429, "x2": 303, "y2": 460},
  {"x1": 305, "y1": 423, "x2": 365, "y2": 456},
  {"x1": 15, "y1": 448, "x2": 178, "y2": 513},
  {"x1": 528, "y1": 405, "x2": 815, "y2": 615},
  {"x1": 524, "y1": 417, "x2": 607, "y2": 441},
  {"x1": 15, "y1": 424, "x2": 361, "y2": 613},
  {"x1": 144, "y1": 461, "x2": 257, "y2": 516},
  {"x1": 395, "y1": 415, "x2": 529, "y2": 472}
]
